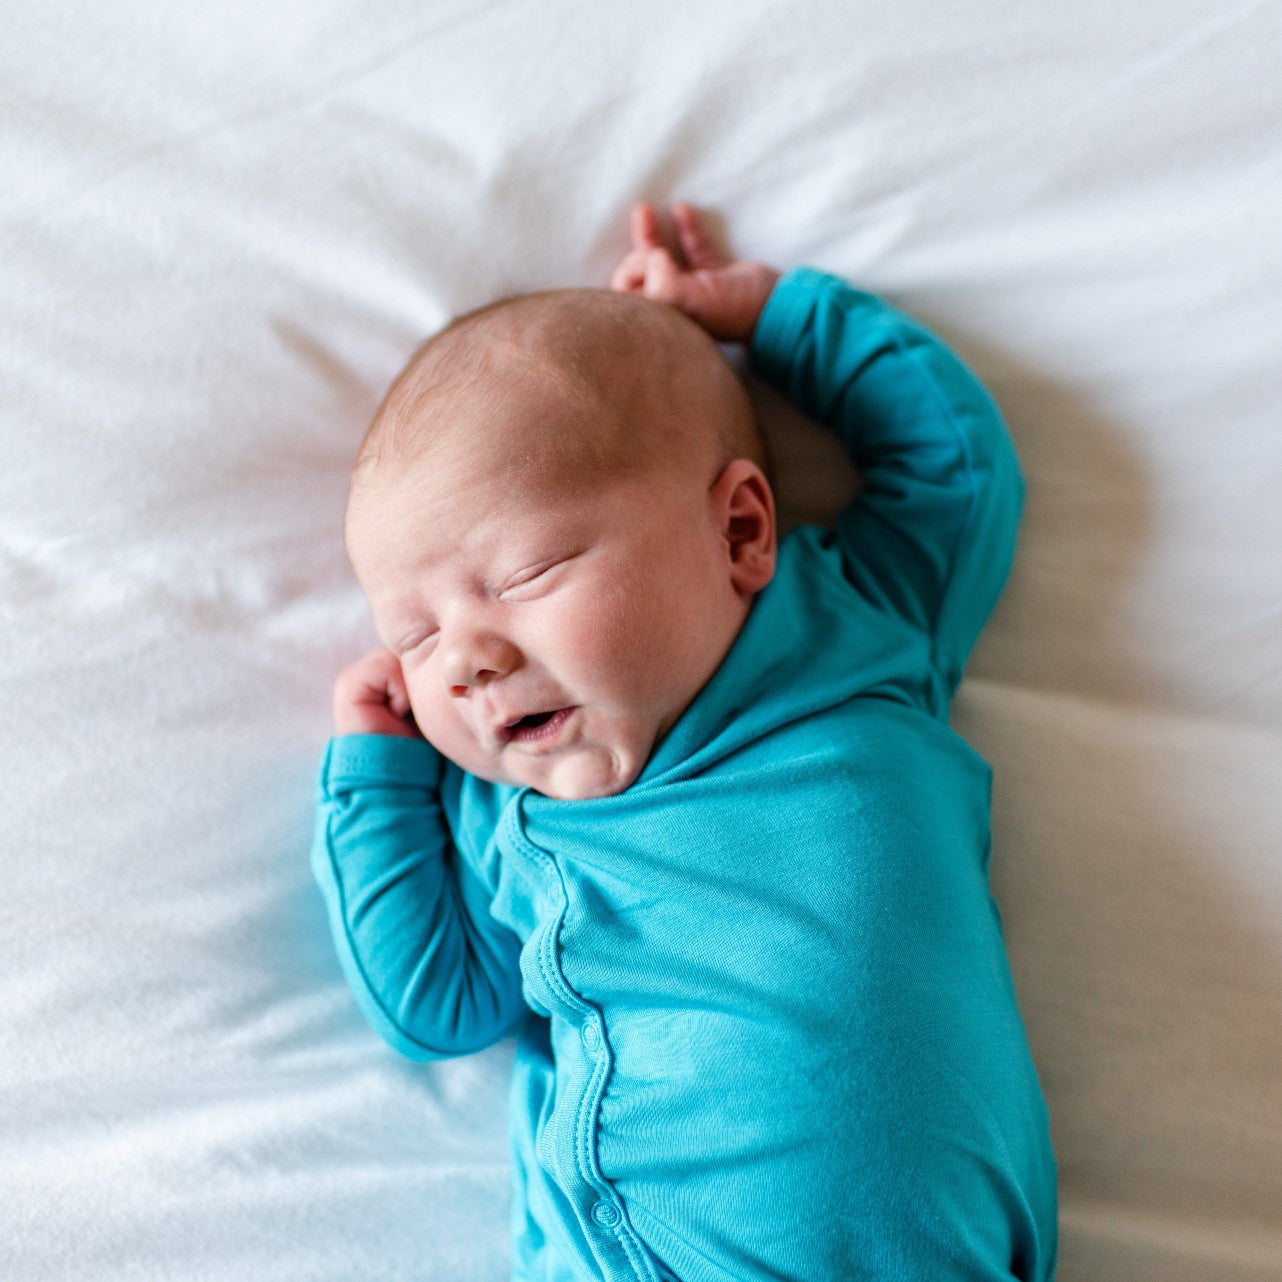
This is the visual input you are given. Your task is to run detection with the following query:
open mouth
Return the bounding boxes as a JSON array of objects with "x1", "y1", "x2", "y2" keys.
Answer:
[{"x1": 504, "y1": 707, "x2": 574, "y2": 745}]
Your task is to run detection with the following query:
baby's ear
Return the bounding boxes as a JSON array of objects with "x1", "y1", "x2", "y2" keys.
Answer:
[{"x1": 711, "y1": 459, "x2": 777, "y2": 595}]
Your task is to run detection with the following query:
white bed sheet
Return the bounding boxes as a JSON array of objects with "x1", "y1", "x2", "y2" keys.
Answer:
[{"x1": 4, "y1": 2, "x2": 1281, "y2": 1278}]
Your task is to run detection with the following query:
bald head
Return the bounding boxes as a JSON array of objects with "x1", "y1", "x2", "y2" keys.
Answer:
[{"x1": 350, "y1": 288, "x2": 765, "y2": 510}]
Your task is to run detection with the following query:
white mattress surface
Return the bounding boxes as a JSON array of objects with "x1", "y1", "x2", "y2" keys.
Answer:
[{"x1": 4, "y1": 3, "x2": 1281, "y2": 1278}]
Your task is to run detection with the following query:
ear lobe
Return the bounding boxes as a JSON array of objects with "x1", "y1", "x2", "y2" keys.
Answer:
[{"x1": 712, "y1": 459, "x2": 777, "y2": 596}]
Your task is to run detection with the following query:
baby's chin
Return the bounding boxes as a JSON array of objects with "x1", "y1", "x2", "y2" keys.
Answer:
[
  {"x1": 430, "y1": 722, "x2": 650, "y2": 800},
  {"x1": 473, "y1": 743, "x2": 644, "y2": 801},
  {"x1": 522, "y1": 746, "x2": 642, "y2": 801}
]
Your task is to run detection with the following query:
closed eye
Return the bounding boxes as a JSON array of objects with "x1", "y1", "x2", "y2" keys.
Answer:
[
  {"x1": 498, "y1": 552, "x2": 582, "y2": 601},
  {"x1": 396, "y1": 628, "x2": 439, "y2": 660}
]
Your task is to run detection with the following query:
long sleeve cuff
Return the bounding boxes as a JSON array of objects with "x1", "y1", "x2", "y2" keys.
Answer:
[
  {"x1": 321, "y1": 733, "x2": 443, "y2": 791},
  {"x1": 751, "y1": 267, "x2": 852, "y2": 386}
]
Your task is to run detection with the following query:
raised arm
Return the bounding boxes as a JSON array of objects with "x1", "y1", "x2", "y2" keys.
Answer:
[
  {"x1": 312, "y1": 729, "x2": 526, "y2": 1061},
  {"x1": 611, "y1": 205, "x2": 1022, "y2": 707},
  {"x1": 750, "y1": 269, "x2": 1023, "y2": 700}
]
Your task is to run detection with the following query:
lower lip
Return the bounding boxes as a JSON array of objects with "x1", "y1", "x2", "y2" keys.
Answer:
[{"x1": 507, "y1": 707, "x2": 575, "y2": 748}]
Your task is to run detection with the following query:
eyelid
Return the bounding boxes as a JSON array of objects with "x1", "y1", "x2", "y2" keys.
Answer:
[
  {"x1": 498, "y1": 551, "x2": 581, "y2": 599},
  {"x1": 396, "y1": 627, "x2": 438, "y2": 658}
]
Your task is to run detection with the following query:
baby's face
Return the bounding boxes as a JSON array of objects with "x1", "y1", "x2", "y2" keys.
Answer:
[{"x1": 346, "y1": 441, "x2": 751, "y2": 800}]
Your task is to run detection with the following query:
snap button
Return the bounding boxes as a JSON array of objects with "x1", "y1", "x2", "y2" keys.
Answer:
[
  {"x1": 590, "y1": 1200, "x2": 621, "y2": 1228},
  {"x1": 581, "y1": 1020, "x2": 601, "y2": 1051}
]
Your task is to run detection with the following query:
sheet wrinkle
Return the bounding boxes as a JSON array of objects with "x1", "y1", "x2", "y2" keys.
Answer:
[
  {"x1": 959, "y1": 674, "x2": 1282, "y2": 751},
  {"x1": 889, "y1": 0, "x2": 1277, "y2": 215},
  {"x1": 6, "y1": 3, "x2": 1281, "y2": 1277},
  {"x1": 1200, "y1": 657, "x2": 1282, "y2": 716},
  {"x1": 0, "y1": 12, "x2": 481, "y2": 223},
  {"x1": 1062, "y1": 1195, "x2": 1282, "y2": 1271},
  {"x1": 1077, "y1": 0, "x2": 1278, "y2": 102},
  {"x1": 0, "y1": 536, "x2": 314, "y2": 618}
]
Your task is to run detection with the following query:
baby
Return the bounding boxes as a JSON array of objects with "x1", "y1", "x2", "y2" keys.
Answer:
[{"x1": 313, "y1": 204, "x2": 1058, "y2": 1281}]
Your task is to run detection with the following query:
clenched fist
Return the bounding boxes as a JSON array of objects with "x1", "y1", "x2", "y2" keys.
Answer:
[{"x1": 332, "y1": 648, "x2": 423, "y2": 740}]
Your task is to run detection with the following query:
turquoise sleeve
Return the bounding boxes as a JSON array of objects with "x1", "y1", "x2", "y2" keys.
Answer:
[
  {"x1": 751, "y1": 268, "x2": 1024, "y2": 701},
  {"x1": 311, "y1": 734, "x2": 526, "y2": 1059}
]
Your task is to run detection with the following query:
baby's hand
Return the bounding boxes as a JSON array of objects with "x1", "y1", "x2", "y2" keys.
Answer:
[
  {"x1": 610, "y1": 203, "x2": 780, "y2": 342},
  {"x1": 333, "y1": 649, "x2": 423, "y2": 740}
]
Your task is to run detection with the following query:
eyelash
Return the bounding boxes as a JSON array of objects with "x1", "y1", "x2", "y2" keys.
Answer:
[
  {"x1": 399, "y1": 630, "x2": 438, "y2": 659},
  {"x1": 497, "y1": 552, "x2": 579, "y2": 600},
  {"x1": 499, "y1": 561, "x2": 555, "y2": 598}
]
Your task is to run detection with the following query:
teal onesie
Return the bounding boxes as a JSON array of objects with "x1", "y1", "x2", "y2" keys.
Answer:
[{"x1": 312, "y1": 268, "x2": 1058, "y2": 1281}]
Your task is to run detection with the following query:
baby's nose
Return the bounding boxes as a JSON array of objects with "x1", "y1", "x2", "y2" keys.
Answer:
[{"x1": 441, "y1": 632, "x2": 521, "y2": 696}]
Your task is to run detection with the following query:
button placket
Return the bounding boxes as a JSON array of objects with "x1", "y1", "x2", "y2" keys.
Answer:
[{"x1": 506, "y1": 809, "x2": 650, "y2": 1276}]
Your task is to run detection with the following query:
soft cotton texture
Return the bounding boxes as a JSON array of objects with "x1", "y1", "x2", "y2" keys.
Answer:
[
  {"x1": 3, "y1": 3, "x2": 1281, "y2": 1280},
  {"x1": 312, "y1": 271, "x2": 1055, "y2": 1280}
]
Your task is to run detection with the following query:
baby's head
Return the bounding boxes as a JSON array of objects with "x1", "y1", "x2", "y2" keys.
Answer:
[{"x1": 345, "y1": 288, "x2": 776, "y2": 800}]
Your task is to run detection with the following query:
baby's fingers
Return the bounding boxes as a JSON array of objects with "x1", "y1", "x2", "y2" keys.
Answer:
[
  {"x1": 610, "y1": 248, "x2": 650, "y2": 293},
  {"x1": 672, "y1": 203, "x2": 728, "y2": 271},
  {"x1": 334, "y1": 649, "x2": 399, "y2": 712},
  {"x1": 383, "y1": 665, "x2": 412, "y2": 719},
  {"x1": 333, "y1": 649, "x2": 422, "y2": 738},
  {"x1": 637, "y1": 247, "x2": 683, "y2": 304},
  {"x1": 610, "y1": 246, "x2": 683, "y2": 304},
  {"x1": 629, "y1": 203, "x2": 666, "y2": 253}
]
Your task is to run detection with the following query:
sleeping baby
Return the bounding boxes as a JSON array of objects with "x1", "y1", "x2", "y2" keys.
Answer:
[{"x1": 312, "y1": 203, "x2": 1058, "y2": 1280}]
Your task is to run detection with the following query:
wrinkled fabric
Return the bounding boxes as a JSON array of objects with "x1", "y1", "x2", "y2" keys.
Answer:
[{"x1": 314, "y1": 271, "x2": 1056, "y2": 1280}]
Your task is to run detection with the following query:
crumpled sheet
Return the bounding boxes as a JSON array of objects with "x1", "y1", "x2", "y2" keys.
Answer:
[{"x1": 3, "y1": 2, "x2": 1281, "y2": 1278}]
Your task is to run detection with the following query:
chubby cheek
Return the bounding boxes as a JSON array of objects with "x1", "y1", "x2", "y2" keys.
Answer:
[
  {"x1": 593, "y1": 587, "x2": 713, "y2": 741},
  {"x1": 404, "y1": 675, "x2": 500, "y2": 780},
  {"x1": 554, "y1": 573, "x2": 661, "y2": 700}
]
